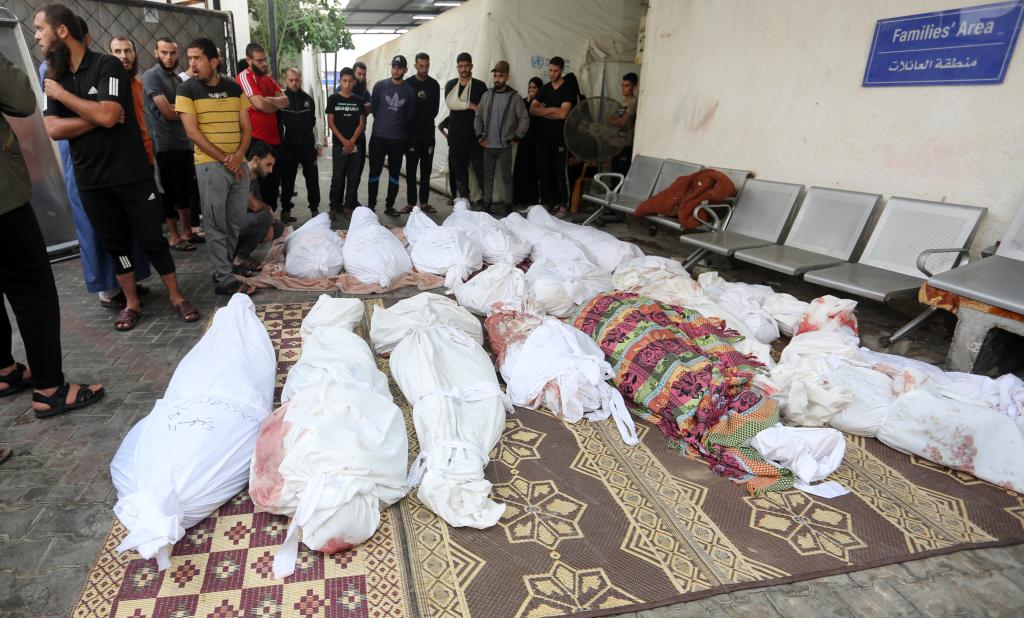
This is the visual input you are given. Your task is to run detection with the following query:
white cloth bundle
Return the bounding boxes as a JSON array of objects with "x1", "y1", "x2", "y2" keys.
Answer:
[
  {"x1": 406, "y1": 208, "x2": 484, "y2": 289},
  {"x1": 453, "y1": 262, "x2": 528, "y2": 316},
  {"x1": 697, "y1": 272, "x2": 780, "y2": 344},
  {"x1": 526, "y1": 205, "x2": 643, "y2": 272},
  {"x1": 526, "y1": 258, "x2": 613, "y2": 318},
  {"x1": 443, "y1": 201, "x2": 531, "y2": 265},
  {"x1": 284, "y1": 212, "x2": 344, "y2": 278},
  {"x1": 499, "y1": 312, "x2": 639, "y2": 445},
  {"x1": 110, "y1": 294, "x2": 276, "y2": 569},
  {"x1": 370, "y1": 293, "x2": 510, "y2": 528},
  {"x1": 250, "y1": 297, "x2": 407, "y2": 579},
  {"x1": 281, "y1": 296, "x2": 389, "y2": 403},
  {"x1": 342, "y1": 207, "x2": 413, "y2": 287},
  {"x1": 501, "y1": 212, "x2": 594, "y2": 266},
  {"x1": 749, "y1": 426, "x2": 847, "y2": 494},
  {"x1": 762, "y1": 293, "x2": 810, "y2": 337},
  {"x1": 795, "y1": 295, "x2": 859, "y2": 335}
]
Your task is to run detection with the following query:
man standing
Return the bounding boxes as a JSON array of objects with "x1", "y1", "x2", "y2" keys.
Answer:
[
  {"x1": 325, "y1": 67, "x2": 365, "y2": 217},
  {"x1": 235, "y1": 142, "x2": 284, "y2": 270},
  {"x1": 1, "y1": 49, "x2": 104, "y2": 417},
  {"x1": 141, "y1": 37, "x2": 202, "y2": 251},
  {"x1": 530, "y1": 56, "x2": 580, "y2": 217},
  {"x1": 37, "y1": 4, "x2": 198, "y2": 331},
  {"x1": 443, "y1": 52, "x2": 486, "y2": 203},
  {"x1": 176, "y1": 37, "x2": 255, "y2": 296},
  {"x1": 237, "y1": 43, "x2": 288, "y2": 219},
  {"x1": 609, "y1": 72, "x2": 638, "y2": 175},
  {"x1": 474, "y1": 61, "x2": 528, "y2": 215},
  {"x1": 367, "y1": 55, "x2": 415, "y2": 217},
  {"x1": 403, "y1": 52, "x2": 439, "y2": 214},
  {"x1": 278, "y1": 68, "x2": 322, "y2": 218},
  {"x1": 107, "y1": 37, "x2": 154, "y2": 166}
]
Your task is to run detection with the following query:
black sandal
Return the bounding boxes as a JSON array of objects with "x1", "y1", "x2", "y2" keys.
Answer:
[
  {"x1": 0, "y1": 363, "x2": 32, "y2": 398},
  {"x1": 33, "y1": 383, "x2": 105, "y2": 419},
  {"x1": 384, "y1": 207, "x2": 400, "y2": 217}
]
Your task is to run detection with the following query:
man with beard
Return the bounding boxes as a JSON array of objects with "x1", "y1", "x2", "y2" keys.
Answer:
[
  {"x1": 473, "y1": 61, "x2": 528, "y2": 215},
  {"x1": 37, "y1": 4, "x2": 198, "y2": 332},
  {"x1": 278, "y1": 68, "x2": 321, "y2": 218},
  {"x1": 443, "y1": 52, "x2": 486, "y2": 204},
  {"x1": 367, "y1": 55, "x2": 415, "y2": 217},
  {"x1": 351, "y1": 60, "x2": 371, "y2": 204},
  {"x1": 39, "y1": 17, "x2": 152, "y2": 310},
  {"x1": 176, "y1": 37, "x2": 255, "y2": 295},
  {"x1": 402, "y1": 52, "x2": 439, "y2": 214},
  {"x1": 237, "y1": 43, "x2": 289, "y2": 219},
  {"x1": 141, "y1": 36, "x2": 202, "y2": 251}
]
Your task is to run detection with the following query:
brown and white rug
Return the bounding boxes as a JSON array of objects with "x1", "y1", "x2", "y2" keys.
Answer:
[{"x1": 72, "y1": 301, "x2": 1024, "y2": 618}]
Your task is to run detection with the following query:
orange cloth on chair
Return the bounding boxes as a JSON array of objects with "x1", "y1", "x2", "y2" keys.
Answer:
[{"x1": 634, "y1": 169, "x2": 735, "y2": 228}]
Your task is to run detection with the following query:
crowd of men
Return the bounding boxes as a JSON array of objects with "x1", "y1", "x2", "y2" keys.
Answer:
[{"x1": 0, "y1": 2, "x2": 639, "y2": 432}]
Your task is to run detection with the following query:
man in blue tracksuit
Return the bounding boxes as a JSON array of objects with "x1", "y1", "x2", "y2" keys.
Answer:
[{"x1": 367, "y1": 55, "x2": 415, "y2": 217}]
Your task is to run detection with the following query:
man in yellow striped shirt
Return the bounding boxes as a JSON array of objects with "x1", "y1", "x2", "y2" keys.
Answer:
[{"x1": 176, "y1": 37, "x2": 254, "y2": 295}]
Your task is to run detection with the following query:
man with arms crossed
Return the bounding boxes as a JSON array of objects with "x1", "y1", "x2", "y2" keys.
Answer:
[{"x1": 238, "y1": 43, "x2": 289, "y2": 219}]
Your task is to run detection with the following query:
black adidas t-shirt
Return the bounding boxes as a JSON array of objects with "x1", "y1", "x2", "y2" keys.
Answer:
[
  {"x1": 43, "y1": 50, "x2": 151, "y2": 190},
  {"x1": 325, "y1": 93, "x2": 364, "y2": 144}
]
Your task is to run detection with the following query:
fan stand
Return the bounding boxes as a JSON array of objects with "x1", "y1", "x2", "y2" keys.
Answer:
[{"x1": 570, "y1": 162, "x2": 598, "y2": 214}]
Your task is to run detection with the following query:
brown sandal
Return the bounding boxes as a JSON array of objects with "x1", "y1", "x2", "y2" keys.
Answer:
[
  {"x1": 173, "y1": 300, "x2": 200, "y2": 323},
  {"x1": 171, "y1": 239, "x2": 197, "y2": 252},
  {"x1": 114, "y1": 307, "x2": 143, "y2": 331},
  {"x1": 421, "y1": 204, "x2": 437, "y2": 214}
]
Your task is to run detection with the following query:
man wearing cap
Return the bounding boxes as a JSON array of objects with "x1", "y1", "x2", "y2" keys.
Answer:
[
  {"x1": 367, "y1": 54, "x2": 415, "y2": 217},
  {"x1": 474, "y1": 61, "x2": 528, "y2": 215},
  {"x1": 443, "y1": 52, "x2": 486, "y2": 204}
]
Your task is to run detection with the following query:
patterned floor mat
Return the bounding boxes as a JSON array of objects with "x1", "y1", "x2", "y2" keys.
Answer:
[{"x1": 72, "y1": 301, "x2": 1024, "y2": 618}]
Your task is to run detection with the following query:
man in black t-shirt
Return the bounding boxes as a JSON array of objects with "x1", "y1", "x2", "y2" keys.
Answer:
[
  {"x1": 442, "y1": 52, "x2": 487, "y2": 203},
  {"x1": 530, "y1": 56, "x2": 580, "y2": 216},
  {"x1": 325, "y1": 67, "x2": 366, "y2": 215},
  {"x1": 403, "y1": 52, "x2": 440, "y2": 213},
  {"x1": 37, "y1": 4, "x2": 197, "y2": 332}
]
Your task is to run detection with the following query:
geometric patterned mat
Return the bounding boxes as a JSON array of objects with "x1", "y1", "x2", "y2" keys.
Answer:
[{"x1": 72, "y1": 301, "x2": 1024, "y2": 618}]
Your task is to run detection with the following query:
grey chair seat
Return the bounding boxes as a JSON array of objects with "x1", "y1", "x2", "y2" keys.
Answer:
[
  {"x1": 927, "y1": 256, "x2": 1024, "y2": 315},
  {"x1": 607, "y1": 195, "x2": 645, "y2": 212},
  {"x1": 804, "y1": 263, "x2": 924, "y2": 302},
  {"x1": 734, "y1": 245, "x2": 845, "y2": 275},
  {"x1": 679, "y1": 230, "x2": 775, "y2": 256}
]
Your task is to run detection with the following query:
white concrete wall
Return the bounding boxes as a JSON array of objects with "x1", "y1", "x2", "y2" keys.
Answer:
[
  {"x1": 635, "y1": 0, "x2": 1024, "y2": 251},
  {"x1": 218, "y1": 0, "x2": 250, "y2": 63}
]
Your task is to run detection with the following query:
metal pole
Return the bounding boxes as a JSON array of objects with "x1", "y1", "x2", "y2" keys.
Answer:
[{"x1": 267, "y1": 0, "x2": 278, "y2": 79}]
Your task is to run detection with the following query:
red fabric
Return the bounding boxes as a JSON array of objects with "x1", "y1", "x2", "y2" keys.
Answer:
[
  {"x1": 237, "y1": 68, "x2": 281, "y2": 145},
  {"x1": 634, "y1": 169, "x2": 736, "y2": 228}
]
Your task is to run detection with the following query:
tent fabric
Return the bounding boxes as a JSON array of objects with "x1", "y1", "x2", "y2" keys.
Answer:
[{"x1": 357, "y1": 0, "x2": 643, "y2": 199}]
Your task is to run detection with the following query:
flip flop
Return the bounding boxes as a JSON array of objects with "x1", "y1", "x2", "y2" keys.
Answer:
[
  {"x1": 173, "y1": 300, "x2": 200, "y2": 323},
  {"x1": 33, "y1": 383, "x2": 105, "y2": 419},
  {"x1": 421, "y1": 205, "x2": 438, "y2": 214},
  {"x1": 114, "y1": 307, "x2": 143, "y2": 331},
  {"x1": 0, "y1": 362, "x2": 32, "y2": 398},
  {"x1": 171, "y1": 240, "x2": 197, "y2": 252}
]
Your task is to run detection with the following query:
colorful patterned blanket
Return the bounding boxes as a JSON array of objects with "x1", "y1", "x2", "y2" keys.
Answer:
[{"x1": 569, "y1": 292, "x2": 793, "y2": 494}]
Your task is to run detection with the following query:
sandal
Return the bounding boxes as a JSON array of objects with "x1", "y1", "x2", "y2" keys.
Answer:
[
  {"x1": 0, "y1": 362, "x2": 32, "y2": 398},
  {"x1": 0, "y1": 446, "x2": 10, "y2": 466},
  {"x1": 114, "y1": 307, "x2": 143, "y2": 331},
  {"x1": 421, "y1": 204, "x2": 437, "y2": 214},
  {"x1": 214, "y1": 279, "x2": 259, "y2": 296},
  {"x1": 236, "y1": 256, "x2": 262, "y2": 271},
  {"x1": 399, "y1": 205, "x2": 416, "y2": 214},
  {"x1": 173, "y1": 300, "x2": 200, "y2": 323},
  {"x1": 183, "y1": 233, "x2": 205, "y2": 244},
  {"x1": 383, "y1": 207, "x2": 400, "y2": 217},
  {"x1": 171, "y1": 239, "x2": 197, "y2": 252},
  {"x1": 231, "y1": 264, "x2": 257, "y2": 277},
  {"x1": 33, "y1": 383, "x2": 105, "y2": 419}
]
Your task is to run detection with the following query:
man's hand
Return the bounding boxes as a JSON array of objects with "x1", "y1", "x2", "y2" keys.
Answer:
[
  {"x1": 223, "y1": 152, "x2": 242, "y2": 175},
  {"x1": 342, "y1": 140, "x2": 355, "y2": 155},
  {"x1": 478, "y1": 138, "x2": 489, "y2": 148},
  {"x1": 316, "y1": 145, "x2": 324, "y2": 158},
  {"x1": 43, "y1": 79, "x2": 67, "y2": 102},
  {"x1": 468, "y1": 102, "x2": 478, "y2": 112},
  {"x1": 117, "y1": 108, "x2": 125, "y2": 124}
]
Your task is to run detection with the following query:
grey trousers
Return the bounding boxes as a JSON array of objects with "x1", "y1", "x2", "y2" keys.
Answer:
[
  {"x1": 483, "y1": 147, "x2": 513, "y2": 205},
  {"x1": 236, "y1": 208, "x2": 284, "y2": 259},
  {"x1": 196, "y1": 162, "x2": 249, "y2": 287}
]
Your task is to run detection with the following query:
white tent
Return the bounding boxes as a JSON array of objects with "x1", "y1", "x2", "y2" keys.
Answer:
[{"x1": 356, "y1": 0, "x2": 644, "y2": 200}]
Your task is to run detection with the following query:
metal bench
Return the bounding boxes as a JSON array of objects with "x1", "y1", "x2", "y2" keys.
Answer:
[
  {"x1": 678, "y1": 179, "x2": 803, "y2": 270},
  {"x1": 581, "y1": 155, "x2": 664, "y2": 225},
  {"x1": 709, "y1": 166, "x2": 754, "y2": 199},
  {"x1": 925, "y1": 205, "x2": 1024, "y2": 371},
  {"x1": 733, "y1": 187, "x2": 881, "y2": 276},
  {"x1": 804, "y1": 197, "x2": 986, "y2": 344}
]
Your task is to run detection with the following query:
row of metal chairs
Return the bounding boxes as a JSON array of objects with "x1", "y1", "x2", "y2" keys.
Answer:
[{"x1": 584, "y1": 155, "x2": 1024, "y2": 347}]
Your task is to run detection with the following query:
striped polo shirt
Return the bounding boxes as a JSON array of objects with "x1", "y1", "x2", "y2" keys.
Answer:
[{"x1": 175, "y1": 75, "x2": 251, "y2": 165}]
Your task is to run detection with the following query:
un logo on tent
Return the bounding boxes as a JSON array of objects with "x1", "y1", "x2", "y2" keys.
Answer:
[{"x1": 531, "y1": 55, "x2": 544, "y2": 69}]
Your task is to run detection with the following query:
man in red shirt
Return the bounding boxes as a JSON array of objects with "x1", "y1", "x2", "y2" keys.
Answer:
[{"x1": 237, "y1": 43, "x2": 289, "y2": 220}]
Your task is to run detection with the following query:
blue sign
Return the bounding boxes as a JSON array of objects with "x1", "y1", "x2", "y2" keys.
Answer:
[{"x1": 863, "y1": 0, "x2": 1023, "y2": 86}]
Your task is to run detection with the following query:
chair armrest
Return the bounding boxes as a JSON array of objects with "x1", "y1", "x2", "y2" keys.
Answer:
[
  {"x1": 917, "y1": 248, "x2": 971, "y2": 278},
  {"x1": 592, "y1": 172, "x2": 625, "y2": 201},
  {"x1": 693, "y1": 202, "x2": 734, "y2": 230}
]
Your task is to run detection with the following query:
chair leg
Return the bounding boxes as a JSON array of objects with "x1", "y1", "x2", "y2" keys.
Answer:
[
  {"x1": 882, "y1": 306, "x2": 938, "y2": 346},
  {"x1": 582, "y1": 204, "x2": 608, "y2": 226},
  {"x1": 682, "y1": 248, "x2": 709, "y2": 272}
]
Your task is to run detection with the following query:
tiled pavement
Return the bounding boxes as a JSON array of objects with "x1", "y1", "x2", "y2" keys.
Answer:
[{"x1": 1, "y1": 161, "x2": 1022, "y2": 617}]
